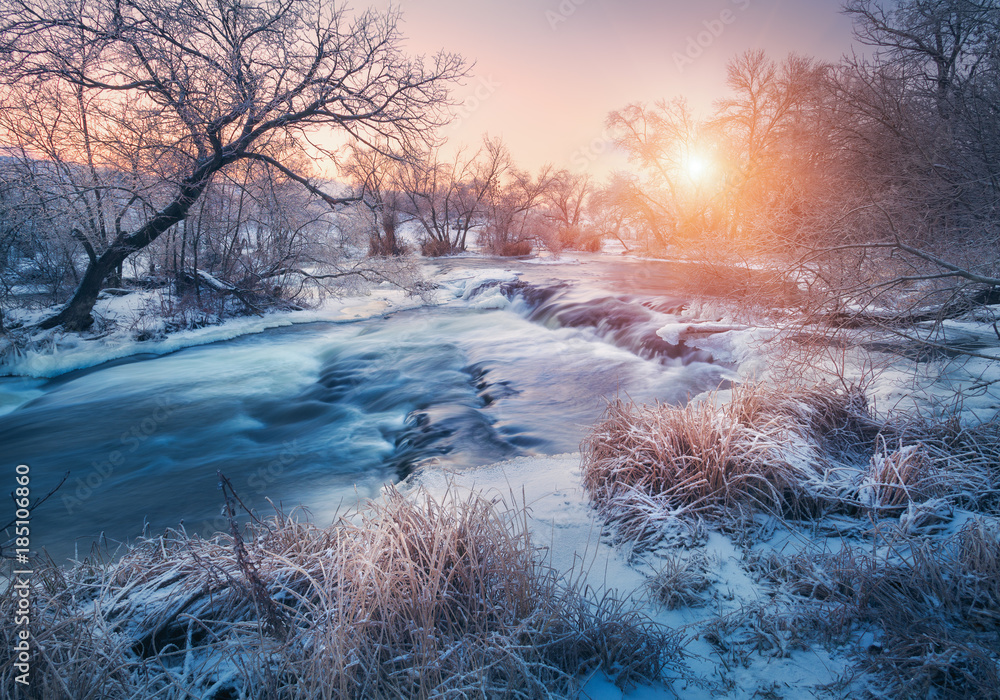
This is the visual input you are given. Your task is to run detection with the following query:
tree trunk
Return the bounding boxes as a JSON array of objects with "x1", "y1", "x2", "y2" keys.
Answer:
[
  {"x1": 38, "y1": 158, "x2": 223, "y2": 331},
  {"x1": 37, "y1": 249, "x2": 127, "y2": 330}
]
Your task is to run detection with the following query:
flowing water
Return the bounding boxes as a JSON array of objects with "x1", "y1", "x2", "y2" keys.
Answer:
[{"x1": 0, "y1": 257, "x2": 738, "y2": 562}]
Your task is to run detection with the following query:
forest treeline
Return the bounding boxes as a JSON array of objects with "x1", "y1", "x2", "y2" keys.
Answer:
[{"x1": 1, "y1": 0, "x2": 998, "y2": 332}]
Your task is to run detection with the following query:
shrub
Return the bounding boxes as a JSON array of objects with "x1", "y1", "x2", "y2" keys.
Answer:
[
  {"x1": 420, "y1": 238, "x2": 462, "y2": 257},
  {"x1": 579, "y1": 234, "x2": 604, "y2": 252},
  {"x1": 488, "y1": 239, "x2": 532, "y2": 257},
  {"x1": 368, "y1": 235, "x2": 407, "y2": 257},
  {"x1": 555, "y1": 226, "x2": 603, "y2": 252}
]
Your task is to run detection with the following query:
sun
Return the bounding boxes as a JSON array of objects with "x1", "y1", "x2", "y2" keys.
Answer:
[{"x1": 682, "y1": 151, "x2": 712, "y2": 182}]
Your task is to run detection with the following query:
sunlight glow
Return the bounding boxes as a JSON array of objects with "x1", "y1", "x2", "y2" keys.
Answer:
[{"x1": 682, "y1": 152, "x2": 711, "y2": 182}]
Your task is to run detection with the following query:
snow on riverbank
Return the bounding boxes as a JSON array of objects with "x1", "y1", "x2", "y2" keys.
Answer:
[
  {"x1": 0, "y1": 288, "x2": 414, "y2": 378},
  {"x1": 655, "y1": 299, "x2": 1000, "y2": 425},
  {"x1": 0, "y1": 263, "x2": 524, "y2": 379},
  {"x1": 403, "y1": 454, "x2": 858, "y2": 699}
]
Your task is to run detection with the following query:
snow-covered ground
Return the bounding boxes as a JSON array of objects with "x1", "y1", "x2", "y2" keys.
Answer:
[
  {"x1": 404, "y1": 454, "x2": 860, "y2": 699},
  {"x1": 411, "y1": 261, "x2": 999, "y2": 697},
  {"x1": 652, "y1": 297, "x2": 1000, "y2": 425},
  {"x1": 397, "y1": 298, "x2": 1000, "y2": 696}
]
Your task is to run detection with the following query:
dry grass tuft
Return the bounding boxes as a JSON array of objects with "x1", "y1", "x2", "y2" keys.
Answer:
[
  {"x1": 861, "y1": 621, "x2": 1000, "y2": 700},
  {"x1": 580, "y1": 382, "x2": 880, "y2": 547},
  {"x1": 580, "y1": 374, "x2": 1000, "y2": 697},
  {"x1": 0, "y1": 563, "x2": 150, "y2": 699},
  {"x1": 901, "y1": 418, "x2": 1000, "y2": 513},
  {"x1": 1, "y1": 486, "x2": 684, "y2": 699},
  {"x1": 859, "y1": 441, "x2": 934, "y2": 515},
  {"x1": 700, "y1": 598, "x2": 817, "y2": 664},
  {"x1": 646, "y1": 552, "x2": 715, "y2": 610},
  {"x1": 746, "y1": 519, "x2": 1000, "y2": 698},
  {"x1": 583, "y1": 379, "x2": 999, "y2": 551},
  {"x1": 581, "y1": 395, "x2": 791, "y2": 525}
]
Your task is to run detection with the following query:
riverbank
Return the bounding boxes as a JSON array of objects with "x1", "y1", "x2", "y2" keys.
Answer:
[{"x1": 1, "y1": 261, "x2": 529, "y2": 380}]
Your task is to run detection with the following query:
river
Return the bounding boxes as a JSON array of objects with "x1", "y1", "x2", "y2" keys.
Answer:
[{"x1": 0, "y1": 256, "x2": 738, "y2": 562}]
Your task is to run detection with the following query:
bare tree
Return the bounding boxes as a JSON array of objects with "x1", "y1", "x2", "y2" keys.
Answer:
[
  {"x1": 845, "y1": 0, "x2": 998, "y2": 116},
  {"x1": 0, "y1": 153, "x2": 86, "y2": 305},
  {"x1": 342, "y1": 144, "x2": 411, "y2": 256},
  {"x1": 587, "y1": 174, "x2": 642, "y2": 252},
  {"x1": 543, "y1": 170, "x2": 599, "y2": 251},
  {"x1": 0, "y1": 0, "x2": 464, "y2": 330},
  {"x1": 781, "y1": 0, "x2": 1000, "y2": 335},
  {"x1": 731, "y1": 2, "x2": 1000, "y2": 380},
  {"x1": 834, "y1": 0, "x2": 1000, "y2": 243},
  {"x1": 480, "y1": 162, "x2": 555, "y2": 256},
  {"x1": 606, "y1": 99, "x2": 703, "y2": 250},
  {"x1": 395, "y1": 137, "x2": 508, "y2": 255},
  {"x1": 712, "y1": 51, "x2": 832, "y2": 247}
]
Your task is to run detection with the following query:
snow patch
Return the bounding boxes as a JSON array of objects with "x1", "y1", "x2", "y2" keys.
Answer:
[{"x1": 656, "y1": 320, "x2": 779, "y2": 374}]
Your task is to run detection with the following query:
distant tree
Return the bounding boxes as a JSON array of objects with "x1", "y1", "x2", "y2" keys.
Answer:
[
  {"x1": 480, "y1": 161, "x2": 554, "y2": 256},
  {"x1": 395, "y1": 137, "x2": 508, "y2": 256},
  {"x1": 588, "y1": 173, "x2": 648, "y2": 252},
  {"x1": 175, "y1": 160, "x2": 336, "y2": 306},
  {"x1": 711, "y1": 50, "x2": 832, "y2": 246},
  {"x1": 342, "y1": 144, "x2": 411, "y2": 257},
  {"x1": 543, "y1": 170, "x2": 599, "y2": 251},
  {"x1": 607, "y1": 53, "x2": 834, "y2": 255},
  {"x1": 607, "y1": 99, "x2": 720, "y2": 250},
  {"x1": 0, "y1": 0, "x2": 464, "y2": 330},
  {"x1": 0, "y1": 155, "x2": 83, "y2": 303}
]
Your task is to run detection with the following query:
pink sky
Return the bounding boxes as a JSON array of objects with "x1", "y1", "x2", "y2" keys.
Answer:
[{"x1": 375, "y1": 0, "x2": 858, "y2": 176}]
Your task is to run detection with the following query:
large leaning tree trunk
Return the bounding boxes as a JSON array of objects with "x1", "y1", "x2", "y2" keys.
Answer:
[
  {"x1": 40, "y1": 160, "x2": 222, "y2": 330},
  {"x1": 0, "y1": 0, "x2": 464, "y2": 331}
]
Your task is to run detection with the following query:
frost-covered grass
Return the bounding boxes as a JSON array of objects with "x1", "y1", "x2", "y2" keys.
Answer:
[
  {"x1": 580, "y1": 382, "x2": 882, "y2": 544},
  {"x1": 0, "y1": 486, "x2": 684, "y2": 699},
  {"x1": 406, "y1": 454, "x2": 862, "y2": 699},
  {"x1": 645, "y1": 552, "x2": 716, "y2": 610},
  {"x1": 748, "y1": 519, "x2": 1000, "y2": 698},
  {"x1": 579, "y1": 379, "x2": 1000, "y2": 698}
]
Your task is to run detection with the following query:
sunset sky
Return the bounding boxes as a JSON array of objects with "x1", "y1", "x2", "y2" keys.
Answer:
[{"x1": 376, "y1": 0, "x2": 859, "y2": 175}]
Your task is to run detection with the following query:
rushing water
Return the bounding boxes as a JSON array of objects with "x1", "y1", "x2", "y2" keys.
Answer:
[{"x1": 0, "y1": 257, "x2": 736, "y2": 562}]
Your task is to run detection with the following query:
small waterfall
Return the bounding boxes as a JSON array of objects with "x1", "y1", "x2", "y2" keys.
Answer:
[{"x1": 498, "y1": 280, "x2": 714, "y2": 365}]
